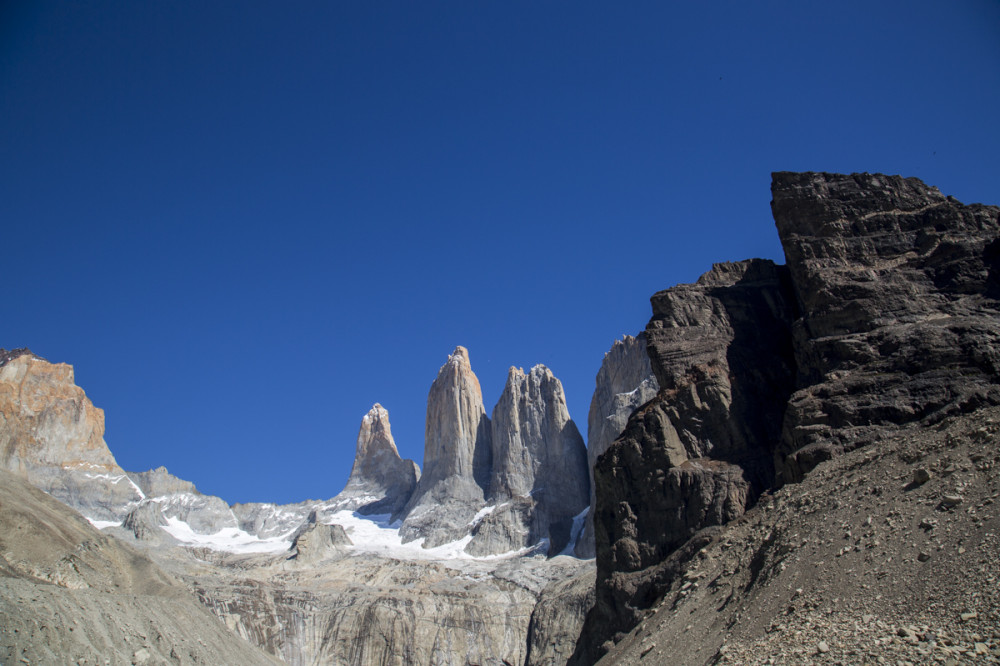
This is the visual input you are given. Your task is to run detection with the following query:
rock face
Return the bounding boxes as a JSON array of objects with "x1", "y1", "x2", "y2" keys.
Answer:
[
  {"x1": 399, "y1": 346, "x2": 493, "y2": 548},
  {"x1": 336, "y1": 403, "x2": 420, "y2": 516},
  {"x1": 129, "y1": 465, "x2": 198, "y2": 497},
  {"x1": 772, "y1": 172, "x2": 1000, "y2": 482},
  {"x1": 0, "y1": 351, "x2": 143, "y2": 520},
  {"x1": 576, "y1": 334, "x2": 659, "y2": 558},
  {"x1": 575, "y1": 259, "x2": 798, "y2": 660},
  {"x1": 289, "y1": 511, "x2": 352, "y2": 564},
  {"x1": 0, "y1": 469, "x2": 280, "y2": 665},
  {"x1": 595, "y1": 406, "x2": 1000, "y2": 666},
  {"x1": 575, "y1": 173, "x2": 1000, "y2": 663},
  {"x1": 467, "y1": 365, "x2": 589, "y2": 556}
]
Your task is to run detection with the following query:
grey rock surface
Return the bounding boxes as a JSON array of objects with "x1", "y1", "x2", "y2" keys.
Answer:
[
  {"x1": 468, "y1": 365, "x2": 589, "y2": 556},
  {"x1": 129, "y1": 465, "x2": 198, "y2": 497},
  {"x1": 336, "y1": 403, "x2": 420, "y2": 516},
  {"x1": 289, "y1": 512, "x2": 352, "y2": 564},
  {"x1": 0, "y1": 469, "x2": 280, "y2": 665},
  {"x1": 577, "y1": 334, "x2": 659, "y2": 558},
  {"x1": 399, "y1": 346, "x2": 493, "y2": 548}
]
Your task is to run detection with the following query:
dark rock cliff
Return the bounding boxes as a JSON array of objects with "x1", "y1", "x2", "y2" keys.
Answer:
[{"x1": 573, "y1": 172, "x2": 1000, "y2": 663}]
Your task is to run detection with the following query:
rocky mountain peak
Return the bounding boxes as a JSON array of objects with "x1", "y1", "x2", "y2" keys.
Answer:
[
  {"x1": 0, "y1": 353, "x2": 142, "y2": 520},
  {"x1": 0, "y1": 347, "x2": 42, "y2": 368},
  {"x1": 338, "y1": 403, "x2": 419, "y2": 515},
  {"x1": 465, "y1": 363, "x2": 589, "y2": 556},
  {"x1": 397, "y1": 346, "x2": 493, "y2": 547}
]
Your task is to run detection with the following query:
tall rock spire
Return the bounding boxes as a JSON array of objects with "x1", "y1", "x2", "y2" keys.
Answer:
[
  {"x1": 420, "y1": 346, "x2": 493, "y2": 489},
  {"x1": 466, "y1": 364, "x2": 589, "y2": 556},
  {"x1": 337, "y1": 403, "x2": 419, "y2": 516},
  {"x1": 397, "y1": 346, "x2": 493, "y2": 548}
]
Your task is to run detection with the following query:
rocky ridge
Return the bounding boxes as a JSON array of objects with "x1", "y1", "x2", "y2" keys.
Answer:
[
  {"x1": 1, "y1": 343, "x2": 600, "y2": 665},
  {"x1": 576, "y1": 172, "x2": 1000, "y2": 664}
]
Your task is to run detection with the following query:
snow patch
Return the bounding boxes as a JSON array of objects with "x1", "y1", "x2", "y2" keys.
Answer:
[
  {"x1": 328, "y1": 510, "x2": 533, "y2": 562},
  {"x1": 86, "y1": 517, "x2": 121, "y2": 530},
  {"x1": 161, "y1": 516, "x2": 294, "y2": 554},
  {"x1": 557, "y1": 507, "x2": 590, "y2": 557}
]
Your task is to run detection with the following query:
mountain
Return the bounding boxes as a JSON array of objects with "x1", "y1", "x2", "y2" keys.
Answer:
[
  {"x1": 0, "y1": 468, "x2": 281, "y2": 665},
  {"x1": 6, "y1": 171, "x2": 996, "y2": 665},
  {"x1": 574, "y1": 172, "x2": 1000, "y2": 664},
  {"x1": 466, "y1": 364, "x2": 590, "y2": 556},
  {"x1": 0, "y1": 344, "x2": 595, "y2": 665},
  {"x1": 398, "y1": 346, "x2": 494, "y2": 548},
  {"x1": 336, "y1": 403, "x2": 420, "y2": 516}
]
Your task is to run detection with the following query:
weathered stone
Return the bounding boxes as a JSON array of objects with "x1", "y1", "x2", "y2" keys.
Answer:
[
  {"x1": 0, "y1": 469, "x2": 280, "y2": 665},
  {"x1": 574, "y1": 259, "x2": 797, "y2": 663},
  {"x1": 336, "y1": 403, "x2": 419, "y2": 516},
  {"x1": 0, "y1": 352, "x2": 143, "y2": 520},
  {"x1": 772, "y1": 172, "x2": 1000, "y2": 482},
  {"x1": 290, "y1": 512, "x2": 351, "y2": 564},
  {"x1": 577, "y1": 334, "x2": 659, "y2": 558},
  {"x1": 469, "y1": 364, "x2": 588, "y2": 555},
  {"x1": 398, "y1": 346, "x2": 492, "y2": 548}
]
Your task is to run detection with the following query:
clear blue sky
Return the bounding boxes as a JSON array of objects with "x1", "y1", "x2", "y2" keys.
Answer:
[{"x1": 3, "y1": 1, "x2": 998, "y2": 505}]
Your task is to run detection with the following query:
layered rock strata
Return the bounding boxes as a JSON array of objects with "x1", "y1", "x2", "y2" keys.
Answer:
[
  {"x1": 772, "y1": 171, "x2": 1000, "y2": 482},
  {"x1": 399, "y1": 346, "x2": 493, "y2": 548},
  {"x1": 336, "y1": 403, "x2": 420, "y2": 515},
  {"x1": 467, "y1": 365, "x2": 589, "y2": 555},
  {"x1": 574, "y1": 172, "x2": 1000, "y2": 663},
  {"x1": 576, "y1": 334, "x2": 659, "y2": 558}
]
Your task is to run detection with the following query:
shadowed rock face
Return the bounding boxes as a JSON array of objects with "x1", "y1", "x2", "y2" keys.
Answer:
[
  {"x1": 576, "y1": 334, "x2": 659, "y2": 558},
  {"x1": 574, "y1": 173, "x2": 1000, "y2": 664},
  {"x1": 466, "y1": 365, "x2": 589, "y2": 556},
  {"x1": 337, "y1": 403, "x2": 419, "y2": 516},
  {"x1": 398, "y1": 346, "x2": 493, "y2": 547},
  {"x1": 772, "y1": 172, "x2": 1000, "y2": 482},
  {"x1": 574, "y1": 259, "x2": 798, "y2": 661}
]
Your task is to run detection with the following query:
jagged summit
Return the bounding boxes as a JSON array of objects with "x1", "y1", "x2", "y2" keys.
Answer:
[
  {"x1": 338, "y1": 403, "x2": 419, "y2": 516},
  {"x1": 463, "y1": 363, "x2": 590, "y2": 556},
  {"x1": 397, "y1": 346, "x2": 493, "y2": 547}
]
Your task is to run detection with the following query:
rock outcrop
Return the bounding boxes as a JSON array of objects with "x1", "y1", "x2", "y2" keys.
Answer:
[
  {"x1": 575, "y1": 172, "x2": 1000, "y2": 663},
  {"x1": 289, "y1": 511, "x2": 352, "y2": 564},
  {"x1": 399, "y1": 346, "x2": 493, "y2": 548},
  {"x1": 467, "y1": 365, "x2": 589, "y2": 556},
  {"x1": 0, "y1": 351, "x2": 143, "y2": 520},
  {"x1": 575, "y1": 259, "x2": 798, "y2": 660},
  {"x1": 336, "y1": 403, "x2": 420, "y2": 516},
  {"x1": 771, "y1": 171, "x2": 1000, "y2": 482},
  {"x1": 576, "y1": 334, "x2": 659, "y2": 558},
  {"x1": 0, "y1": 469, "x2": 280, "y2": 665}
]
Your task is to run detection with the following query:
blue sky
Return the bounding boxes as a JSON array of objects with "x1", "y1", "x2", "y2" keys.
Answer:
[{"x1": 3, "y1": 1, "x2": 998, "y2": 505}]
